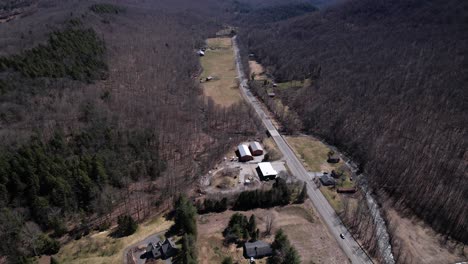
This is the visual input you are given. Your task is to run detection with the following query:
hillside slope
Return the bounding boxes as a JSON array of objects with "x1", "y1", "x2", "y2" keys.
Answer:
[{"x1": 241, "y1": 0, "x2": 467, "y2": 244}]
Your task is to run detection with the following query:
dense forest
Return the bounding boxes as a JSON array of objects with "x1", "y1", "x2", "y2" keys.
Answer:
[
  {"x1": 0, "y1": 0, "x2": 263, "y2": 261},
  {"x1": 240, "y1": 0, "x2": 467, "y2": 244}
]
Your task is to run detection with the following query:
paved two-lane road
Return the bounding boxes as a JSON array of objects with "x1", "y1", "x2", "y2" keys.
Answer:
[{"x1": 232, "y1": 36, "x2": 373, "y2": 264}]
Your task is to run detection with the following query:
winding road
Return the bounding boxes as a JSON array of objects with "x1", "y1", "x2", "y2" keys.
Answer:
[{"x1": 232, "y1": 36, "x2": 374, "y2": 264}]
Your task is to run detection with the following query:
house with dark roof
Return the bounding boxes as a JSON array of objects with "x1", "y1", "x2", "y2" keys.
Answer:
[
  {"x1": 146, "y1": 238, "x2": 177, "y2": 260},
  {"x1": 320, "y1": 174, "x2": 336, "y2": 186},
  {"x1": 244, "y1": 240, "x2": 273, "y2": 259}
]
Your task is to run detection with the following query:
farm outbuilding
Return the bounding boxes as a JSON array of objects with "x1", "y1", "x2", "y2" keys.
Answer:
[
  {"x1": 249, "y1": 141, "x2": 264, "y2": 156},
  {"x1": 256, "y1": 162, "x2": 278, "y2": 181},
  {"x1": 244, "y1": 241, "x2": 273, "y2": 258},
  {"x1": 327, "y1": 154, "x2": 340, "y2": 163},
  {"x1": 237, "y1": 144, "x2": 253, "y2": 162}
]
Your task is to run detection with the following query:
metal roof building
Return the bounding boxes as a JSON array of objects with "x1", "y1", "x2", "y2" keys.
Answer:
[
  {"x1": 238, "y1": 144, "x2": 253, "y2": 162},
  {"x1": 257, "y1": 162, "x2": 278, "y2": 180},
  {"x1": 249, "y1": 141, "x2": 264, "y2": 156}
]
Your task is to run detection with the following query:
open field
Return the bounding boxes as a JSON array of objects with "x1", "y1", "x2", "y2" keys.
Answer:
[
  {"x1": 55, "y1": 217, "x2": 173, "y2": 264},
  {"x1": 249, "y1": 60, "x2": 267, "y2": 80},
  {"x1": 197, "y1": 201, "x2": 349, "y2": 264},
  {"x1": 286, "y1": 135, "x2": 346, "y2": 172},
  {"x1": 200, "y1": 37, "x2": 242, "y2": 107},
  {"x1": 286, "y1": 135, "x2": 356, "y2": 212},
  {"x1": 262, "y1": 137, "x2": 282, "y2": 161},
  {"x1": 386, "y1": 209, "x2": 468, "y2": 264}
]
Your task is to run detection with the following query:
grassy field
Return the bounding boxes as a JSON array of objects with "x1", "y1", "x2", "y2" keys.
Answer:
[
  {"x1": 286, "y1": 135, "x2": 356, "y2": 212},
  {"x1": 286, "y1": 135, "x2": 345, "y2": 172},
  {"x1": 197, "y1": 202, "x2": 349, "y2": 264},
  {"x1": 200, "y1": 37, "x2": 242, "y2": 107},
  {"x1": 262, "y1": 137, "x2": 282, "y2": 161},
  {"x1": 55, "y1": 217, "x2": 173, "y2": 264},
  {"x1": 249, "y1": 60, "x2": 267, "y2": 80}
]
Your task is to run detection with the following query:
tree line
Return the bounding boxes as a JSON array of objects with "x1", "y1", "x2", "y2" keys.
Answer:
[{"x1": 196, "y1": 179, "x2": 307, "y2": 214}]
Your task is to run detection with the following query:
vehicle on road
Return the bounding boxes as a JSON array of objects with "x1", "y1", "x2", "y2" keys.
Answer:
[{"x1": 340, "y1": 233, "x2": 345, "y2": 239}]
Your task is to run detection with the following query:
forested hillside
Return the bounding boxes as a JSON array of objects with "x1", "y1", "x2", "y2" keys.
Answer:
[
  {"x1": 0, "y1": 0, "x2": 260, "y2": 261},
  {"x1": 240, "y1": 0, "x2": 467, "y2": 243}
]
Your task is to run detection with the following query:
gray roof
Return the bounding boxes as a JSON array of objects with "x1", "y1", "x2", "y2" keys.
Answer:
[
  {"x1": 238, "y1": 144, "x2": 252, "y2": 157},
  {"x1": 249, "y1": 141, "x2": 263, "y2": 152},
  {"x1": 244, "y1": 241, "x2": 273, "y2": 258},
  {"x1": 320, "y1": 174, "x2": 336, "y2": 186}
]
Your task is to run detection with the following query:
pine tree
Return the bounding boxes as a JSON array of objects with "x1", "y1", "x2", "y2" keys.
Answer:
[{"x1": 296, "y1": 182, "x2": 307, "y2": 203}]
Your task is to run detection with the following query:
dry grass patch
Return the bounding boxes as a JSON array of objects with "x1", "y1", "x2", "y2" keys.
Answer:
[
  {"x1": 197, "y1": 202, "x2": 349, "y2": 264},
  {"x1": 56, "y1": 217, "x2": 172, "y2": 264},
  {"x1": 286, "y1": 135, "x2": 344, "y2": 172},
  {"x1": 386, "y1": 209, "x2": 467, "y2": 264},
  {"x1": 200, "y1": 37, "x2": 241, "y2": 107},
  {"x1": 263, "y1": 137, "x2": 282, "y2": 161},
  {"x1": 249, "y1": 60, "x2": 267, "y2": 80}
]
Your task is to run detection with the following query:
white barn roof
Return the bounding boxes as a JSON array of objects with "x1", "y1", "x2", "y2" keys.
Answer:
[
  {"x1": 249, "y1": 141, "x2": 263, "y2": 152},
  {"x1": 258, "y1": 162, "x2": 278, "y2": 177},
  {"x1": 238, "y1": 144, "x2": 252, "y2": 157}
]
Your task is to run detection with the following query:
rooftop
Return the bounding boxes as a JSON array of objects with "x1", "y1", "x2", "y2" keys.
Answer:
[
  {"x1": 258, "y1": 162, "x2": 278, "y2": 176},
  {"x1": 249, "y1": 141, "x2": 263, "y2": 152},
  {"x1": 238, "y1": 144, "x2": 252, "y2": 157}
]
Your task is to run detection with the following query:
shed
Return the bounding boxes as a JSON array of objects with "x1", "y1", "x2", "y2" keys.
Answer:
[
  {"x1": 238, "y1": 144, "x2": 253, "y2": 162},
  {"x1": 268, "y1": 92, "x2": 276, "y2": 97},
  {"x1": 256, "y1": 162, "x2": 278, "y2": 181},
  {"x1": 197, "y1": 50, "x2": 205, "y2": 56},
  {"x1": 244, "y1": 241, "x2": 273, "y2": 258},
  {"x1": 320, "y1": 174, "x2": 336, "y2": 186},
  {"x1": 327, "y1": 154, "x2": 340, "y2": 163},
  {"x1": 249, "y1": 141, "x2": 264, "y2": 156},
  {"x1": 337, "y1": 187, "x2": 357, "y2": 194}
]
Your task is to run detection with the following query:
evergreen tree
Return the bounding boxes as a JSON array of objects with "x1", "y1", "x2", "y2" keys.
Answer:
[
  {"x1": 296, "y1": 182, "x2": 307, "y2": 203},
  {"x1": 222, "y1": 256, "x2": 233, "y2": 264},
  {"x1": 114, "y1": 215, "x2": 138, "y2": 237}
]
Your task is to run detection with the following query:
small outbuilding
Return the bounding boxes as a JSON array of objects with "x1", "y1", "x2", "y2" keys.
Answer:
[
  {"x1": 327, "y1": 153, "x2": 340, "y2": 163},
  {"x1": 249, "y1": 141, "x2": 264, "y2": 156},
  {"x1": 268, "y1": 92, "x2": 276, "y2": 97},
  {"x1": 337, "y1": 187, "x2": 357, "y2": 194},
  {"x1": 256, "y1": 162, "x2": 278, "y2": 181},
  {"x1": 238, "y1": 144, "x2": 254, "y2": 162},
  {"x1": 320, "y1": 174, "x2": 336, "y2": 186},
  {"x1": 197, "y1": 50, "x2": 205, "y2": 56},
  {"x1": 244, "y1": 241, "x2": 273, "y2": 259}
]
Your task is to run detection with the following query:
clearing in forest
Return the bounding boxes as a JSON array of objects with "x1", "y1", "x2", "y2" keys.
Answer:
[
  {"x1": 286, "y1": 135, "x2": 355, "y2": 211},
  {"x1": 55, "y1": 217, "x2": 172, "y2": 264},
  {"x1": 197, "y1": 201, "x2": 349, "y2": 264},
  {"x1": 200, "y1": 37, "x2": 242, "y2": 107}
]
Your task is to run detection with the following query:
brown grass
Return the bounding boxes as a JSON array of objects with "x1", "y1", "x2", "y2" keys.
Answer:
[
  {"x1": 249, "y1": 60, "x2": 267, "y2": 80},
  {"x1": 200, "y1": 37, "x2": 242, "y2": 107},
  {"x1": 386, "y1": 209, "x2": 467, "y2": 264},
  {"x1": 55, "y1": 217, "x2": 172, "y2": 264},
  {"x1": 197, "y1": 201, "x2": 349, "y2": 264},
  {"x1": 262, "y1": 137, "x2": 282, "y2": 161}
]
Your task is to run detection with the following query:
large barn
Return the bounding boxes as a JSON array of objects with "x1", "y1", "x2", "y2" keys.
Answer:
[
  {"x1": 238, "y1": 144, "x2": 253, "y2": 162},
  {"x1": 256, "y1": 162, "x2": 278, "y2": 181},
  {"x1": 249, "y1": 141, "x2": 264, "y2": 156}
]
